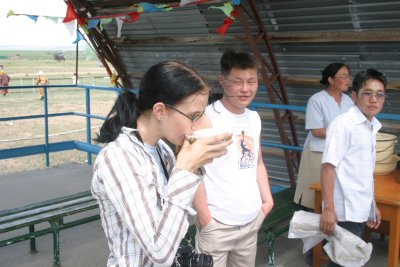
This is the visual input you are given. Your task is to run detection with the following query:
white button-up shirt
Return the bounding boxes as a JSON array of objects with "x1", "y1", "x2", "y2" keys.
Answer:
[
  {"x1": 322, "y1": 105, "x2": 381, "y2": 222},
  {"x1": 305, "y1": 90, "x2": 354, "y2": 152}
]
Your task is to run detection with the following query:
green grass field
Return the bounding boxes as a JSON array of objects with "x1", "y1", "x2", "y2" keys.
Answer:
[
  {"x1": 0, "y1": 50, "x2": 116, "y2": 174},
  {"x1": 1, "y1": 49, "x2": 110, "y2": 87}
]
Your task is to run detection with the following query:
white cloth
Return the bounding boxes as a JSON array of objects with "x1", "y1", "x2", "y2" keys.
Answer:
[
  {"x1": 322, "y1": 105, "x2": 381, "y2": 222},
  {"x1": 288, "y1": 211, "x2": 373, "y2": 267},
  {"x1": 203, "y1": 100, "x2": 262, "y2": 225},
  {"x1": 305, "y1": 90, "x2": 354, "y2": 152}
]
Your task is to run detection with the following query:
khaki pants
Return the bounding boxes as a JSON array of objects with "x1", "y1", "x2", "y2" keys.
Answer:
[
  {"x1": 293, "y1": 145, "x2": 323, "y2": 209},
  {"x1": 196, "y1": 211, "x2": 265, "y2": 267}
]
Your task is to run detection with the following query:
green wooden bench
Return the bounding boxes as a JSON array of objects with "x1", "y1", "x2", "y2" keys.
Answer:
[
  {"x1": 257, "y1": 186, "x2": 303, "y2": 267},
  {"x1": 0, "y1": 191, "x2": 100, "y2": 267}
]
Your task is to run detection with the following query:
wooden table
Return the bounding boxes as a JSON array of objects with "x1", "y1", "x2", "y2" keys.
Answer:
[{"x1": 310, "y1": 169, "x2": 400, "y2": 267}]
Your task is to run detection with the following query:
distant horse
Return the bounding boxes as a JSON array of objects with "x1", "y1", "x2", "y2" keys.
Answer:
[{"x1": 53, "y1": 53, "x2": 65, "y2": 61}]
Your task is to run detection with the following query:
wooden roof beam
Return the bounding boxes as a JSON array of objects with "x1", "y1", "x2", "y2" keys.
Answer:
[
  {"x1": 111, "y1": 31, "x2": 400, "y2": 47},
  {"x1": 269, "y1": 31, "x2": 400, "y2": 43}
]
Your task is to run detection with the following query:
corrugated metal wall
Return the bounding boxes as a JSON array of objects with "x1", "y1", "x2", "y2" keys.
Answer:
[{"x1": 94, "y1": 0, "x2": 400, "y2": 187}]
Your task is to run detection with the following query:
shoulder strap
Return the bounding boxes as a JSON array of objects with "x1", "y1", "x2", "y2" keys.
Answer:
[{"x1": 156, "y1": 145, "x2": 169, "y2": 181}]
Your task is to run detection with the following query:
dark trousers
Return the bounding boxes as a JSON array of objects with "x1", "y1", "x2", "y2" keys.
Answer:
[{"x1": 327, "y1": 221, "x2": 365, "y2": 267}]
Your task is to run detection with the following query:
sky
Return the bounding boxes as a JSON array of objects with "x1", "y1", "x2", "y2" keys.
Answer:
[{"x1": 0, "y1": 0, "x2": 85, "y2": 50}]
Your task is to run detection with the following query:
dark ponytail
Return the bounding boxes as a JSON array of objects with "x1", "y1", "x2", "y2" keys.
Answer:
[
  {"x1": 320, "y1": 63, "x2": 349, "y2": 86},
  {"x1": 95, "y1": 90, "x2": 140, "y2": 143},
  {"x1": 95, "y1": 61, "x2": 209, "y2": 144}
]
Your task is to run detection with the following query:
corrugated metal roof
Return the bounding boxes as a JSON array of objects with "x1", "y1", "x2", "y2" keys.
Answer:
[{"x1": 79, "y1": 0, "x2": 400, "y2": 186}]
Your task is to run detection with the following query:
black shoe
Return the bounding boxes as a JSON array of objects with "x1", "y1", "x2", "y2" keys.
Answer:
[{"x1": 40, "y1": 96, "x2": 44, "y2": 100}]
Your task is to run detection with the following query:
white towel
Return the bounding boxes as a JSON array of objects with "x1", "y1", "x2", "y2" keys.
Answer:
[{"x1": 288, "y1": 210, "x2": 372, "y2": 267}]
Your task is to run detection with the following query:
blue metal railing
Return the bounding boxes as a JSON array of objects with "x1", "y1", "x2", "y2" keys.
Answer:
[
  {"x1": 0, "y1": 85, "x2": 129, "y2": 165},
  {"x1": 1, "y1": 85, "x2": 399, "y2": 168},
  {"x1": 249, "y1": 102, "x2": 400, "y2": 152}
]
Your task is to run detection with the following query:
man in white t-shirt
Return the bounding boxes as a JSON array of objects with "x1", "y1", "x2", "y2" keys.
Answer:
[
  {"x1": 320, "y1": 69, "x2": 386, "y2": 267},
  {"x1": 193, "y1": 50, "x2": 273, "y2": 267}
]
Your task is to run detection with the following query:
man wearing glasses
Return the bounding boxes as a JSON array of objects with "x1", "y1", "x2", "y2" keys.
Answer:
[
  {"x1": 193, "y1": 49, "x2": 273, "y2": 267},
  {"x1": 320, "y1": 69, "x2": 386, "y2": 267}
]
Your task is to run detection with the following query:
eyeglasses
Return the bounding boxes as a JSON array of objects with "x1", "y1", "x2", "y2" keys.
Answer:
[
  {"x1": 224, "y1": 79, "x2": 258, "y2": 88},
  {"x1": 335, "y1": 75, "x2": 352, "y2": 81},
  {"x1": 360, "y1": 92, "x2": 386, "y2": 101},
  {"x1": 165, "y1": 104, "x2": 205, "y2": 122}
]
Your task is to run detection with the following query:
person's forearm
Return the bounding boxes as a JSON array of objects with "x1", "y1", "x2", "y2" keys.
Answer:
[
  {"x1": 256, "y1": 148, "x2": 273, "y2": 212},
  {"x1": 320, "y1": 163, "x2": 335, "y2": 211},
  {"x1": 311, "y1": 128, "x2": 326, "y2": 139},
  {"x1": 192, "y1": 182, "x2": 211, "y2": 228},
  {"x1": 256, "y1": 165, "x2": 273, "y2": 204}
]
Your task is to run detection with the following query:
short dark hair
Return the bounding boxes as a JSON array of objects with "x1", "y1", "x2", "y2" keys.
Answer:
[
  {"x1": 352, "y1": 69, "x2": 387, "y2": 94},
  {"x1": 320, "y1": 63, "x2": 349, "y2": 86},
  {"x1": 220, "y1": 49, "x2": 258, "y2": 76}
]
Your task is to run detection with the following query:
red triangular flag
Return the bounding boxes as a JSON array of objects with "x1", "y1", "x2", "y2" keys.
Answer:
[
  {"x1": 216, "y1": 17, "x2": 234, "y2": 35},
  {"x1": 230, "y1": 10, "x2": 238, "y2": 18},
  {"x1": 63, "y1": 0, "x2": 79, "y2": 23},
  {"x1": 122, "y1": 12, "x2": 140, "y2": 23},
  {"x1": 63, "y1": 0, "x2": 86, "y2": 25}
]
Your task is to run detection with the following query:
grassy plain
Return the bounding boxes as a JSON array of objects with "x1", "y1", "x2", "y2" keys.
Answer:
[
  {"x1": 1, "y1": 50, "x2": 109, "y2": 86},
  {"x1": 0, "y1": 50, "x2": 116, "y2": 174}
]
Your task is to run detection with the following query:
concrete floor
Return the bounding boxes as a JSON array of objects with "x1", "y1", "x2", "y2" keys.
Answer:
[{"x1": 0, "y1": 163, "x2": 393, "y2": 267}]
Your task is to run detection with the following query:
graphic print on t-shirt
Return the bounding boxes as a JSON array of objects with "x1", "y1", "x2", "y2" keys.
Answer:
[{"x1": 235, "y1": 127, "x2": 255, "y2": 169}]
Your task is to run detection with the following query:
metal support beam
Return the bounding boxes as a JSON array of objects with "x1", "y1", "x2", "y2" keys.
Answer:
[
  {"x1": 235, "y1": 1, "x2": 301, "y2": 186},
  {"x1": 70, "y1": 0, "x2": 133, "y2": 88}
]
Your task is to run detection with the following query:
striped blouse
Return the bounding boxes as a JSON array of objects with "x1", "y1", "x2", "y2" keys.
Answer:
[{"x1": 91, "y1": 127, "x2": 201, "y2": 266}]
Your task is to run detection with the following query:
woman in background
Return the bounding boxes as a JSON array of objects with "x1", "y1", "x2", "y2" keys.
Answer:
[{"x1": 294, "y1": 63, "x2": 354, "y2": 210}]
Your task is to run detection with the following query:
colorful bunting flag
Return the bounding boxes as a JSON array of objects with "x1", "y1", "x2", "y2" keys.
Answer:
[
  {"x1": 209, "y1": 2, "x2": 235, "y2": 18},
  {"x1": 63, "y1": 1, "x2": 78, "y2": 23},
  {"x1": 87, "y1": 19, "x2": 100, "y2": 29},
  {"x1": 115, "y1": 16, "x2": 126, "y2": 38},
  {"x1": 27, "y1": 15, "x2": 39, "y2": 22},
  {"x1": 64, "y1": 20, "x2": 77, "y2": 37},
  {"x1": 210, "y1": 2, "x2": 239, "y2": 35},
  {"x1": 6, "y1": 0, "x2": 241, "y2": 40},
  {"x1": 99, "y1": 18, "x2": 112, "y2": 31},
  {"x1": 6, "y1": 10, "x2": 15, "y2": 17},
  {"x1": 122, "y1": 12, "x2": 140, "y2": 23},
  {"x1": 73, "y1": 31, "x2": 84, "y2": 44},
  {"x1": 140, "y1": 3, "x2": 173, "y2": 12},
  {"x1": 216, "y1": 17, "x2": 234, "y2": 35},
  {"x1": 63, "y1": 0, "x2": 85, "y2": 25},
  {"x1": 45, "y1": 16, "x2": 59, "y2": 24}
]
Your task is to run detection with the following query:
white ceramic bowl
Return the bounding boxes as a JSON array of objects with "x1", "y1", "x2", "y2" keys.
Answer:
[
  {"x1": 376, "y1": 147, "x2": 395, "y2": 162},
  {"x1": 186, "y1": 128, "x2": 232, "y2": 143},
  {"x1": 374, "y1": 155, "x2": 400, "y2": 175},
  {"x1": 376, "y1": 133, "x2": 397, "y2": 162},
  {"x1": 376, "y1": 132, "x2": 397, "y2": 163}
]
